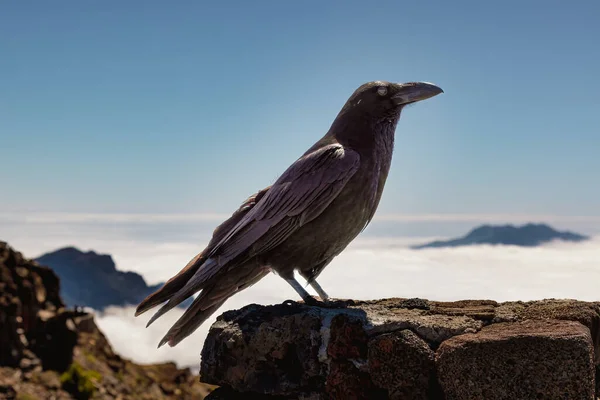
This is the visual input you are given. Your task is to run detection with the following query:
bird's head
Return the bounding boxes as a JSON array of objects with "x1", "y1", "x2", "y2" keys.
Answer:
[
  {"x1": 337, "y1": 81, "x2": 443, "y2": 122},
  {"x1": 328, "y1": 81, "x2": 443, "y2": 147}
]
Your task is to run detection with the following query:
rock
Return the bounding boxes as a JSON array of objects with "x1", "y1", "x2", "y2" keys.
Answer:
[
  {"x1": 201, "y1": 298, "x2": 600, "y2": 399},
  {"x1": 495, "y1": 298, "x2": 600, "y2": 394},
  {"x1": 0, "y1": 384, "x2": 16, "y2": 399},
  {"x1": 0, "y1": 242, "x2": 64, "y2": 368},
  {"x1": 30, "y1": 370, "x2": 62, "y2": 390},
  {"x1": 327, "y1": 313, "x2": 368, "y2": 360},
  {"x1": 28, "y1": 309, "x2": 78, "y2": 371},
  {"x1": 201, "y1": 299, "x2": 482, "y2": 398},
  {"x1": 368, "y1": 330, "x2": 435, "y2": 400},
  {"x1": 205, "y1": 386, "x2": 288, "y2": 399},
  {"x1": 497, "y1": 299, "x2": 600, "y2": 357},
  {"x1": 436, "y1": 320, "x2": 595, "y2": 400},
  {"x1": 74, "y1": 313, "x2": 100, "y2": 333},
  {"x1": 429, "y1": 299, "x2": 498, "y2": 321},
  {"x1": 201, "y1": 302, "x2": 328, "y2": 396},
  {"x1": 18, "y1": 356, "x2": 40, "y2": 372},
  {"x1": 0, "y1": 241, "x2": 216, "y2": 399},
  {"x1": 325, "y1": 361, "x2": 385, "y2": 400},
  {"x1": 358, "y1": 301, "x2": 483, "y2": 343}
]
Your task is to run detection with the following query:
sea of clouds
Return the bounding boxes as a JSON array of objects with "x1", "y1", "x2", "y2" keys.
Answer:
[
  {"x1": 2, "y1": 214, "x2": 599, "y2": 369},
  {"x1": 93, "y1": 236, "x2": 600, "y2": 368}
]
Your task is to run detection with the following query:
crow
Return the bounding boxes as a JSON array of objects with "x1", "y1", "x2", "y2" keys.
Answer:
[{"x1": 135, "y1": 81, "x2": 443, "y2": 347}]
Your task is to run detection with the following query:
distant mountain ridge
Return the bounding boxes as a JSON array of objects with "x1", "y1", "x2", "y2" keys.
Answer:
[
  {"x1": 35, "y1": 247, "x2": 188, "y2": 310},
  {"x1": 412, "y1": 223, "x2": 589, "y2": 249}
]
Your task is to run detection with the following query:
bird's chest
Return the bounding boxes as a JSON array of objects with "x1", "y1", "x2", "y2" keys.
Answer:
[
  {"x1": 268, "y1": 129, "x2": 395, "y2": 269},
  {"x1": 332, "y1": 156, "x2": 386, "y2": 226},
  {"x1": 325, "y1": 136, "x2": 394, "y2": 238}
]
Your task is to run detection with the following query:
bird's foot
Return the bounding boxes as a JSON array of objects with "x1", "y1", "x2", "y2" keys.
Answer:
[
  {"x1": 284, "y1": 277, "x2": 348, "y2": 309},
  {"x1": 282, "y1": 296, "x2": 324, "y2": 307},
  {"x1": 302, "y1": 296, "x2": 349, "y2": 309},
  {"x1": 301, "y1": 295, "x2": 324, "y2": 306}
]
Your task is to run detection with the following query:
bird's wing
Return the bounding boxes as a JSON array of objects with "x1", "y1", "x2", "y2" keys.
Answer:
[
  {"x1": 208, "y1": 143, "x2": 360, "y2": 267},
  {"x1": 135, "y1": 186, "x2": 271, "y2": 317},
  {"x1": 144, "y1": 144, "x2": 360, "y2": 325}
]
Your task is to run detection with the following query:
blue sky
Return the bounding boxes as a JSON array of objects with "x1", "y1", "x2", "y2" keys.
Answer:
[{"x1": 2, "y1": 1, "x2": 599, "y2": 220}]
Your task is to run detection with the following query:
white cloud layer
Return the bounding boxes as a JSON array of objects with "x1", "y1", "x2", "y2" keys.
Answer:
[
  {"x1": 2, "y1": 217, "x2": 598, "y2": 368},
  {"x1": 92, "y1": 236, "x2": 600, "y2": 369}
]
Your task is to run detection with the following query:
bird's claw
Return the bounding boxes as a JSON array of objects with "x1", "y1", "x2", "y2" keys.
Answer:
[
  {"x1": 301, "y1": 295, "x2": 323, "y2": 306},
  {"x1": 302, "y1": 296, "x2": 348, "y2": 309}
]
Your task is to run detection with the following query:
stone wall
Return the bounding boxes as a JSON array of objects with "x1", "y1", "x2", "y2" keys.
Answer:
[{"x1": 200, "y1": 298, "x2": 600, "y2": 399}]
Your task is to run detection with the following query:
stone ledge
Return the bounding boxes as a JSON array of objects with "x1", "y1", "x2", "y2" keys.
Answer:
[
  {"x1": 200, "y1": 298, "x2": 600, "y2": 400},
  {"x1": 437, "y1": 319, "x2": 595, "y2": 400}
]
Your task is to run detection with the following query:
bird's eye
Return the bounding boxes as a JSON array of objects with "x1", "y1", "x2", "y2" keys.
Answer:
[{"x1": 377, "y1": 86, "x2": 388, "y2": 96}]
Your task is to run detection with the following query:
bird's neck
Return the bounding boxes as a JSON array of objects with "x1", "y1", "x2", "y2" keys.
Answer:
[
  {"x1": 302, "y1": 113, "x2": 399, "y2": 162},
  {"x1": 326, "y1": 113, "x2": 398, "y2": 157}
]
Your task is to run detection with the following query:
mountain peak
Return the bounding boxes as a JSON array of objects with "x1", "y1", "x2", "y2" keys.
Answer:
[
  {"x1": 35, "y1": 247, "x2": 147, "y2": 309},
  {"x1": 413, "y1": 223, "x2": 588, "y2": 249},
  {"x1": 35, "y1": 247, "x2": 192, "y2": 311},
  {"x1": 38, "y1": 247, "x2": 118, "y2": 275}
]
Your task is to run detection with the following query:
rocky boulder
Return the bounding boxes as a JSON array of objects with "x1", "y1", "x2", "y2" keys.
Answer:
[
  {"x1": 201, "y1": 298, "x2": 600, "y2": 399},
  {"x1": 0, "y1": 241, "x2": 66, "y2": 367},
  {"x1": 0, "y1": 241, "x2": 215, "y2": 399},
  {"x1": 437, "y1": 319, "x2": 594, "y2": 399}
]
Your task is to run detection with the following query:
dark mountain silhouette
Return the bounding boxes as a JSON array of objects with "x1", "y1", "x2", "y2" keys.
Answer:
[
  {"x1": 412, "y1": 223, "x2": 589, "y2": 249},
  {"x1": 35, "y1": 247, "x2": 190, "y2": 310}
]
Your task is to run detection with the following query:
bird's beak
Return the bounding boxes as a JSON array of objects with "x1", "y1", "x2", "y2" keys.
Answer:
[{"x1": 392, "y1": 82, "x2": 444, "y2": 105}]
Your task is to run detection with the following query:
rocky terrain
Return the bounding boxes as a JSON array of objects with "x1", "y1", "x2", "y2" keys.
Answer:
[
  {"x1": 201, "y1": 297, "x2": 600, "y2": 399},
  {"x1": 412, "y1": 223, "x2": 589, "y2": 249},
  {"x1": 0, "y1": 241, "x2": 214, "y2": 400}
]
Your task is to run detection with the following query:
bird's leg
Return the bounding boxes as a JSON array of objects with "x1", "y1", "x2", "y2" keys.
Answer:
[
  {"x1": 309, "y1": 279, "x2": 329, "y2": 301},
  {"x1": 284, "y1": 277, "x2": 321, "y2": 306}
]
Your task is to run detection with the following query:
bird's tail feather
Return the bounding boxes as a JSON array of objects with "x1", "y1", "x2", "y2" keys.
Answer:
[
  {"x1": 159, "y1": 263, "x2": 271, "y2": 347},
  {"x1": 158, "y1": 290, "x2": 228, "y2": 348},
  {"x1": 145, "y1": 257, "x2": 220, "y2": 328},
  {"x1": 135, "y1": 251, "x2": 207, "y2": 317}
]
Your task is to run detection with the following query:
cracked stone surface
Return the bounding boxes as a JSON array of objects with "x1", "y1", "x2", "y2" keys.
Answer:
[{"x1": 201, "y1": 298, "x2": 600, "y2": 399}]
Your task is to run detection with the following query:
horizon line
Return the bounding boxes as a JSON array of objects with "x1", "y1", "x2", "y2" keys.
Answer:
[{"x1": 1, "y1": 212, "x2": 600, "y2": 224}]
